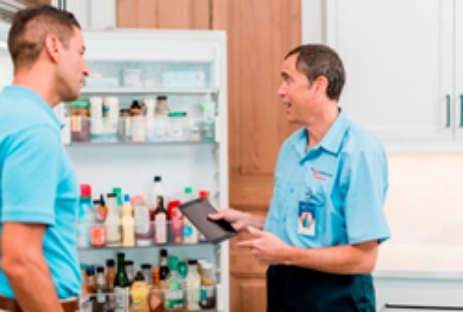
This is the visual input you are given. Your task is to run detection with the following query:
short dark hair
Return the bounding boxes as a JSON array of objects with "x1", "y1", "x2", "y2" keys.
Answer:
[
  {"x1": 8, "y1": 5, "x2": 80, "y2": 69},
  {"x1": 285, "y1": 44, "x2": 346, "y2": 101}
]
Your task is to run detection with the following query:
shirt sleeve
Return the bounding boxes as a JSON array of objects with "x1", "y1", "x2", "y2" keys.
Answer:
[
  {"x1": 342, "y1": 148, "x2": 391, "y2": 244},
  {"x1": 2, "y1": 125, "x2": 61, "y2": 226}
]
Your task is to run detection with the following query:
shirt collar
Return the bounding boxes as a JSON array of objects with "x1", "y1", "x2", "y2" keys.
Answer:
[
  {"x1": 291, "y1": 110, "x2": 350, "y2": 158},
  {"x1": 2, "y1": 85, "x2": 63, "y2": 129}
]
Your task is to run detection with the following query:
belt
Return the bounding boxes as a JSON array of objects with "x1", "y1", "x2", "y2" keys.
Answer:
[{"x1": 0, "y1": 296, "x2": 79, "y2": 312}]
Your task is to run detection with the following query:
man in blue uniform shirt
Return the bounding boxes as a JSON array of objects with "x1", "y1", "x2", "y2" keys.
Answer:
[
  {"x1": 210, "y1": 44, "x2": 390, "y2": 311},
  {"x1": 0, "y1": 6, "x2": 89, "y2": 312}
]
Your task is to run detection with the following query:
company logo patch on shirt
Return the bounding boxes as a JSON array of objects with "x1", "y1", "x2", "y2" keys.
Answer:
[{"x1": 311, "y1": 167, "x2": 333, "y2": 181}]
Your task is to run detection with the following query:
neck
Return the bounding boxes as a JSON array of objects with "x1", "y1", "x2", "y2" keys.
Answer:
[
  {"x1": 304, "y1": 100, "x2": 339, "y2": 151},
  {"x1": 13, "y1": 64, "x2": 59, "y2": 108}
]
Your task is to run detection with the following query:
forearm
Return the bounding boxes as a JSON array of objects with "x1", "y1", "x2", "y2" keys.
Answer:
[
  {"x1": 282, "y1": 243, "x2": 378, "y2": 274},
  {"x1": 5, "y1": 258, "x2": 63, "y2": 312}
]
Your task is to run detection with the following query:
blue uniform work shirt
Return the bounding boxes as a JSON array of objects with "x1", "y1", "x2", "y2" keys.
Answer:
[
  {"x1": 264, "y1": 111, "x2": 390, "y2": 247},
  {"x1": 0, "y1": 86, "x2": 81, "y2": 298}
]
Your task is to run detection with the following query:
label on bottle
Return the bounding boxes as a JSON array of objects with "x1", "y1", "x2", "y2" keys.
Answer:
[
  {"x1": 135, "y1": 206, "x2": 150, "y2": 234},
  {"x1": 114, "y1": 287, "x2": 129, "y2": 312},
  {"x1": 155, "y1": 213, "x2": 166, "y2": 244},
  {"x1": 96, "y1": 289, "x2": 106, "y2": 303},
  {"x1": 71, "y1": 116, "x2": 82, "y2": 132},
  {"x1": 90, "y1": 226, "x2": 106, "y2": 247},
  {"x1": 165, "y1": 289, "x2": 184, "y2": 309}
]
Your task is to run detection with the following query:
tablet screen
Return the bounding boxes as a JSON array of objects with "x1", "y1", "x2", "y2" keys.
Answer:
[{"x1": 179, "y1": 198, "x2": 237, "y2": 244}]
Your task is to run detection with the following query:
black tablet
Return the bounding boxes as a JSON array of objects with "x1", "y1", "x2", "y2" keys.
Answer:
[{"x1": 179, "y1": 198, "x2": 237, "y2": 244}]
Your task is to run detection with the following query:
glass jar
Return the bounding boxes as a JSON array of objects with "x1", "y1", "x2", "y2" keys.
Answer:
[
  {"x1": 168, "y1": 112, "x2": 187, "y2": 140},
  {"x1": 155, "y1": 95, "x2": 169, "y2": 117},
  {"x1": 70, "y1": 101, "x2": 90, "y2": 142},
  {"x1": 118, "y1": 109, "x2": 131, "y2": 142}
]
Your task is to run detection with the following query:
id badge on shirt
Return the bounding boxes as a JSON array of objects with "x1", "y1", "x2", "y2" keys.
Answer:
[{"x1": 298, "y1": 199, "x2": 316, "y2": 237}]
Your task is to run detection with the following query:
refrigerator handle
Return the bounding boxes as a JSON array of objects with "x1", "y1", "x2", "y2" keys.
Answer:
[{"x1": 446, "y1": 94, "x2": 451, "y2": 128}]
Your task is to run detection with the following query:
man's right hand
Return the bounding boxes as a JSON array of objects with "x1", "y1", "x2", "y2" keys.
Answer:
[{"x1": 208, "y1": 208, "x2": 259, "y2": 232}]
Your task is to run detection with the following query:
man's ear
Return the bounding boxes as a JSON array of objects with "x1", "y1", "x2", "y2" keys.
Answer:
[
  {"x1": 43, "y1": 34, "x2": 62, "y2": 63},
  {"x1": 313, "y1": 76, "x2": 329, "y2": 96}
]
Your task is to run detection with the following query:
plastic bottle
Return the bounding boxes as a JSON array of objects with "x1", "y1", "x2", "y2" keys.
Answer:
[
  {"x1": 167, "y1": 200, "x2": 183, "y2": 244},
  {"x1": 131, "y1": 271, "x2": 150, "y2": 312},
  {"x1": 164, "y1": 256, "x2": 185, "y2": 311},
  {"x1": 132, "y1": 195, "x2": 152, "y2": 246},
  {"x1": 200, "y1": 263, "x2": 215, "y2": 309},
  {"x1": 182, "y1": 187, "x2": 198, "y2": 244},
  {"x1": 77, "y1": 184, "x2": 93, "y2": 248},
  {"x1": 105, "y1": 193, "x2": 121, "y2": 247},
  {"x1": 198, "y1": 190, "x2": 210, "y2": 243},
  {"x1": 90, "y1": 199, "x2": 106, "y2": 248},
  {"x1": 141, "y1": 264, "x2": 153, "y2": 286},
  {"x1": 130, "y1": 100, "x2": 146, "y2": 142},
  {"x1": 150, "y1": 267, "x2": 164, "y2": 312},
  {"x1": 121, "y1": 194, "x2": 135, "y2": 247},
  {"x1": 185, "y1": 260, "x2": 201, "y2": 311}
]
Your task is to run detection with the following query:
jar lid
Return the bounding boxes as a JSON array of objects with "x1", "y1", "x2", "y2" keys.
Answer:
[{"x1": 70, "y1": 101, "x2": 89, "y2": 108}]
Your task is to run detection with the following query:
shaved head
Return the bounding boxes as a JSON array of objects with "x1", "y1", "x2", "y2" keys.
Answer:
[{"x1": 8, "y1": 5, "x2": 80, "y2": 70}]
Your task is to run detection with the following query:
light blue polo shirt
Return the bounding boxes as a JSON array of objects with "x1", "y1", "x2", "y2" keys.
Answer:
[
  {"x1": 0, "y1": 85, "x2": 81, "y2": 298},
  {"x1": 264, "y1": 111, "x2": 390, "y2": 248}
]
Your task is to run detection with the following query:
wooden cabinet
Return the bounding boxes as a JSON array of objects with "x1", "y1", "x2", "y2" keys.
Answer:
[{"x1": 325, "y1": 0, "x2": 463, "y2": 152}]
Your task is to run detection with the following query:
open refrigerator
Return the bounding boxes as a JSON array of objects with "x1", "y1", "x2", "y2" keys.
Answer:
[{"x1": 1, "y1": 26, "x2": 229, "y2": 312}]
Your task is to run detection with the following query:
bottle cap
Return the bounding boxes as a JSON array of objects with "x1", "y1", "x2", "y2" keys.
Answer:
[
  {"x1": 86, "y1": 265, "x2": 95, "y2": 275},
  {"x1": 168, "y1": 256, "x2": 179, "y2": 271},
  {"x1": 107, "y1": 193, "x2": 116, "y2": 198},
  {"x1": 154, "y1": 176, "x2": 162, "y2": 182},
  {"x1": 125, "y1": 260, "x2": 134, "y2": 266},
  {"x1": 124, "y1": 194, "x2": 130, "y2": 202},
  {"x1": 106, "y1": 259, "x2": 115, "y2": 267},
  {"x1": 187, "y1": 259, "x2": 198, "y2": 265},
  {"x1": 96, "y1": 266, "x2": 104, "y2": 273},
  {"x1": 199, "y1": 190, "x2": 209, "y2": 199},
  {"x1": 157, "y1": 95, "x2": 167, "y2": 101},
  {"x1": 141, "y1": 263, "x2": 152, "y2": 269},
  {"x1": 160, "y1": 249, "x2": 168, "y2": 257},
  {"x1": 80, "y1": 184, "x2": 91, "y2": 197},
  {"x1": 184, "y1": 187, "x2": 192, "y2": 194}
]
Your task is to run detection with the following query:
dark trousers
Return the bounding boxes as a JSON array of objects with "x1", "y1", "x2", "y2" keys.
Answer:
[{"x1": 267, "y1": 265, "x2": 376, "y2": 312}]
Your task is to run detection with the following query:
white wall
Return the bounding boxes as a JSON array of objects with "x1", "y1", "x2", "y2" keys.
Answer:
[{"x1": 376, "y1": 154, "x2": 463, "y2": 273}]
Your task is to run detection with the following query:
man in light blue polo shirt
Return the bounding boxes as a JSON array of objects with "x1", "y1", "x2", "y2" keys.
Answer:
[
  {"x1": 0, "y1": 6, "x2": 88, "y2": 312},
  {"x1": 210, "y1": 44, "x2": 390, "y2": 311}
]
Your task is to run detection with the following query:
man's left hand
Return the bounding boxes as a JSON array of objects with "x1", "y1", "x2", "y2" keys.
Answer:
[{"x1": 236, "y1": 227, "x2": 291, "y2": 266}]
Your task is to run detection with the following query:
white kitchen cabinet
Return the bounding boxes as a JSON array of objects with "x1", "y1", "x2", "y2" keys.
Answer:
[
  {"x1": 374, "y1": 273, "x2": 463, "y2": 312},
  {"x1": 325, "y1": 0, "x2": 463, "y2": 152},
  {"x1": 69, "y1": 29, "x2": 229, "y2": 312}
]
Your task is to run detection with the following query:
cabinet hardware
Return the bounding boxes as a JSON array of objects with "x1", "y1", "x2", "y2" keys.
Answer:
[
  {"x1": 446, "y1": 94, "x2": 451, "y2": 128},
  {"x1": 460, "y1": 95, "x2": 463, "y2": 127},
  {"x1": 386, "y1": 303, "x2": 463, "y2": 310}
]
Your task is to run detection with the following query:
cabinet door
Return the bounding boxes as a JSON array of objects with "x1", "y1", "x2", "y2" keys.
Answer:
[
  {"x1": 326, "y1": 0, "x2": 454, "y2": 143},
  {"x1": 454, "y1": 0, "x2": 463, "y2": 139}
]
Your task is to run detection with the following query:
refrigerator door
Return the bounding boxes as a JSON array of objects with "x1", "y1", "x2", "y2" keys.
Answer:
[{"x1": 0, "y1": 21, "x2": 12, "y2": 90}]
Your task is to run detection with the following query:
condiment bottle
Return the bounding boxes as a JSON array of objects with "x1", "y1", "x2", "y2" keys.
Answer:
[{"x1": 130, "y1": 271, "x2": 150, "y2": 312}]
